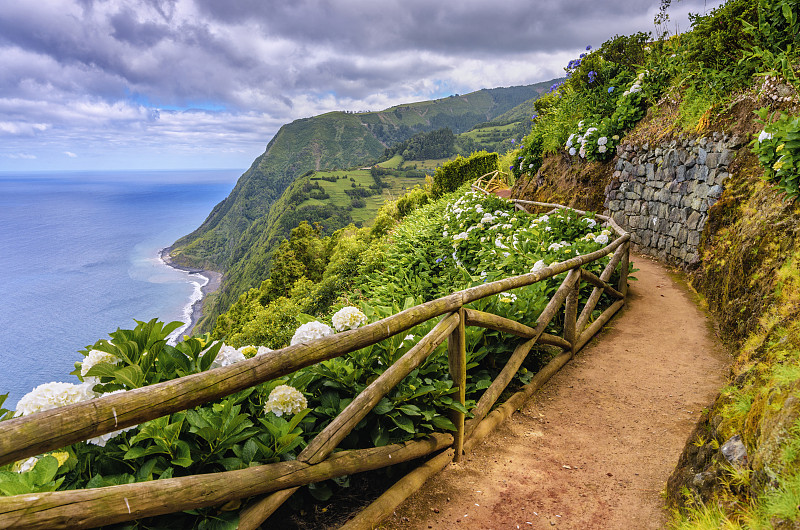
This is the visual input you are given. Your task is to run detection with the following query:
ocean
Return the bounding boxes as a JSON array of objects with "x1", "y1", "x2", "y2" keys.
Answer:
[{"x1": 0, "y1": 170, "x2": 238, "y2": 409}]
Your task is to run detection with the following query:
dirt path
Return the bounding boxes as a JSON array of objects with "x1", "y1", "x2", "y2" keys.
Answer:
[{"x1": 380, "y1": 254, "x2": 730, "y2": 529}]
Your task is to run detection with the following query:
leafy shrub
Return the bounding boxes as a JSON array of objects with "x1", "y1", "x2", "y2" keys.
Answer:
[
  {"x1": 752, "y1": 107, "x2": 800, "y2": 201},
  {"x1": 430, "y1": 151, "x2": 498, "y2": 198}
]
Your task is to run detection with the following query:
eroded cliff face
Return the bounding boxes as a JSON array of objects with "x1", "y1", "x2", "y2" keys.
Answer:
[{"x1": 511, "y1": 95, "x2": 800, "y2": 520}]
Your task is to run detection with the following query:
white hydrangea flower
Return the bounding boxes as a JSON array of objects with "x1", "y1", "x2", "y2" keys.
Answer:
[
  {"x1": 80, "y1": 349, "x2": 119, "y2": 380},
  {"x1": 452, "y1": 232, "x2": 468, "y2": 241},
  {"x1": 15, "y1": 381, "x2": 97, "y2": 417},
  {"x1": 15, "y1": 456, "x2": 38, "y2": 473},
  {"x1": 595, "y1": 234, "x2": 610, "y2": 245},
  {"x1": 256, "y1": 346, "x2": 273, "y2": 356},
  {"x1": 758, "y1": 130, "x2": 773, "y2": 142},
  {"x1": 86, "y1": 389, "x2": 138, "y2": 447},
  {"x1": 499, "y1": 292, "x2": 518, "y2": 303},
  {"x1": 204, "y1": 344, "x2": 247, "y2": 369},
  {"x1": 597, "y1": 136, "x2": 608, "y2": 146},
  {"x1": 531, "y1": 259, "x2": 547, "y2": 272},
  {"x1": 584, "y1": 218, "x2": 597, "y2": 228},
  {"x1": 598, "y1": 145, "x2": 608, "y2": 154},
  {"x1": 290, "y1": 321, "x2": 334, "y2": 346},
  {"x1": 264, "y1": 385, "x2": 307, "y2": 417},
  {"x1": 332, "y1": 306, "x2": 368, "y2": 332},
  {"x1": 566, "y1": 133, "x2": 575, "y2": 148}
]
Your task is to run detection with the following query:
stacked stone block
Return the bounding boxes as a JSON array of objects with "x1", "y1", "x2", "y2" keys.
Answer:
[{"x1": 603, "y1": 133, "x2": 744, "y2": 266}]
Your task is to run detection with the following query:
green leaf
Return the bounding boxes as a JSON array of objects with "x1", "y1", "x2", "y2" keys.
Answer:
[
  {"x1": 396, "y1": 404, "x2": 422, "y2": 416},
  {"x1": 136, "y1": 458, "x2": 157, "y2": 481},
  {"x1": 84, "y1": 363, "x2": 118, "y2": 380},
  {"x1": 373, "y1": 397, "x2": 393, "y2": 415},
  {"x1": 447, "y1": 401, "x2": 468, "y2": 415},
  {"x1": 171, "y1": 440, "x2": 193, "y2": 468},
  {"x1": 0, "y1": 472, "x2": 28, "y2": 496},
  {"x1": 431, "y1": 416, "x2": 456, "y2": 431},
  {"x1": 389, "y1": 414, "x2": 415, "y2": 433},
  {"x1": 475, "y1": 379, "x2": 491, "y2": 390},
  {"x1": 199, "y1": 341, "x2": 223, "y2": 372},
  {"x1": 114, "y1": 365, "x2": 145, "y2": 389},
  {"x1": 241, "y1": 439, "x2": 258, "y2": 464},
  {"x1": 371, "y1": 424, "x2": 389, "y2": 447},
  {"x1": 29, "y1": 455, "x2": 59, "y2": 486},
  {"x1": 285, "y1": 408, "x2": 311, "y2": 432},
  {"x1": 124, "y1": 445, "x2": 168, "y2": 460}
]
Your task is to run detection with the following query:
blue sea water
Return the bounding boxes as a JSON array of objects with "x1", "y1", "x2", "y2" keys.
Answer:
[{"x1": 0, "y1": 170, "x2": 239, "y2": 409}]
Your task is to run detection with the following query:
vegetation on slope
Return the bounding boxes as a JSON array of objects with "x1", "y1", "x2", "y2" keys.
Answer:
[{"x1": 169, "y1": 82, "x2": 552, "y2": 272}]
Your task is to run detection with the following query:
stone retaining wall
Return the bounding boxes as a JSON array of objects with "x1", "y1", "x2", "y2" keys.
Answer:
[{"x1": 603, "y1": 133, "x2": 745, "y2": 266}]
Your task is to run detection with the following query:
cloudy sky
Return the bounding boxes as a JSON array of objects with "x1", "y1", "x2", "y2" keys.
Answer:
[{"x1": 0, "y1": 0, "x2": 724, "y2": 171}]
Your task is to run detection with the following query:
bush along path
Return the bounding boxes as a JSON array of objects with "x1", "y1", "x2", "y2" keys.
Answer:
[{"x1": 380, "y1": 255, "x2": 730, "y2": 529}]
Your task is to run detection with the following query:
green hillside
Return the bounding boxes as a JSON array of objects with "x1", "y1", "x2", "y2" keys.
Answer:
[
  {"x1": 168, "y1": 82, "x2": 552, "y2": 272},
  {"x1": 194, "y1": 162, "x2": 431, "y2": 331}
]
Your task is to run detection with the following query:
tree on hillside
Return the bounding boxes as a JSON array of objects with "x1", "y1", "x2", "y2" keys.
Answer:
[{"x1": 264, "y1": 221, "x2": 328, "y2": 301}]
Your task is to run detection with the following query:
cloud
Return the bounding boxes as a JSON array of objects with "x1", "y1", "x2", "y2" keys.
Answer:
[
  {"x1": 0, "y1": 0, "x2": 726, "y2": 170},
  {"x1": 64, "y1": 151, "x2": 77, "y2": 157}
]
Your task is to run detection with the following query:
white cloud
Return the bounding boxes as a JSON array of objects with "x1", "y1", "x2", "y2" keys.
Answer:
[
  {"x1": 0, "y1": 0, "x2": 726, "y2": 170},
  {"x1": 64, "y1": 151, "x2": 77, "y2": 157}
]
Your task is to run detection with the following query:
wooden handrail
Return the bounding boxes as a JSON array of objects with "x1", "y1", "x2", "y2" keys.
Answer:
[
  {"x1": 0, "y1": 236, "x2": 628, "y2": 467},
  {"x1": 0, "y1": 435, "x2": 454, "y2": 530},
  {"x1": 0, "y1": 196, "x2": 633, "y2": 530}
]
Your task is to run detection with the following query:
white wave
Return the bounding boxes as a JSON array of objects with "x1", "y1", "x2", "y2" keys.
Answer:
[{"x1": 155, "y1": 249, "x2": 210, "y2": 345}]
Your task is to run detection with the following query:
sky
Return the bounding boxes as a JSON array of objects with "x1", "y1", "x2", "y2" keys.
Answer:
[{"x1": 0, "y1": 0, "x2": 725, "y2": 172}]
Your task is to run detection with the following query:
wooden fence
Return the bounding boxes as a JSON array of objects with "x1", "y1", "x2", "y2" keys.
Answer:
[{"x1": 0, "y1": 199, "x2": 630, "y2": 530}]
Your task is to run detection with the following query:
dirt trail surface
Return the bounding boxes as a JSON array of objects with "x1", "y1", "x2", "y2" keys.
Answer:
[{"x1": 380, "y1": 255, "x2": 730, "y2": 530}]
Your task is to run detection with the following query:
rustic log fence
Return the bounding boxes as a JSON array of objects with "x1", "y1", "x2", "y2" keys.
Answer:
[{"x1": 0, "y1": 197, "x2": 630, "y2": 530}]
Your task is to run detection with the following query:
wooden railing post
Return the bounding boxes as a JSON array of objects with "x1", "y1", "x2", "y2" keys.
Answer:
[
  {"x1": 564, "y1": 270, "x2": 579, "y2": 355},
  {"x1": 447, "y1": 308, "x2": 467, "y2": 461}
]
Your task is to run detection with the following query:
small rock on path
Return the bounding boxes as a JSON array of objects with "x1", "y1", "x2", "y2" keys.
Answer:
[{"x1": 380, "y1": 254, "x2": 730, "y2": 529}]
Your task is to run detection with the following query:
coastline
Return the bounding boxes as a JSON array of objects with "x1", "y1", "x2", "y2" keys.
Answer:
[{"x1": 159, "y1": 248, "x2": 223, "y2": 339}]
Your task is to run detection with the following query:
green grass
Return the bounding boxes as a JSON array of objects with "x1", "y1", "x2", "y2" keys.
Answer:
[
  {"x1": 378, "y1": 155, "x2": 404, "y2": 169},
  {"x1": 460, "y1": 122, "x2": 519, "y2": 141},
  {"x1": 307, "y1": 169, "x2": 374, "y2": 208},
  {"x1": 301, "y1": 167, "x2": 429, "y2": 225}
]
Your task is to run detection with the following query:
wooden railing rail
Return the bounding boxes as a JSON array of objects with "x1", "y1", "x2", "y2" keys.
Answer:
[{"x1": 0, "y1": 196, "x2": 631, "y2": 530}]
